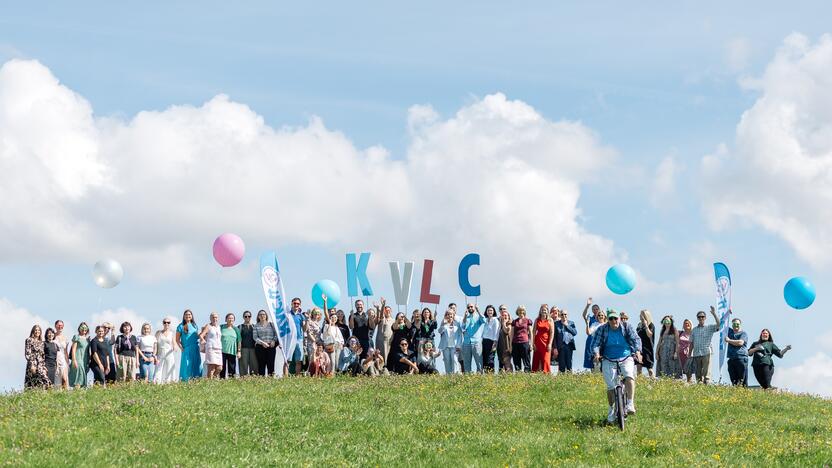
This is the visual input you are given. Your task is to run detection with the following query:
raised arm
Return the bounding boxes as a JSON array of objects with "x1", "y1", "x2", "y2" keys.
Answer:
[{"x1": 582, "y1": 298, "x2": 592, "y2": 322}]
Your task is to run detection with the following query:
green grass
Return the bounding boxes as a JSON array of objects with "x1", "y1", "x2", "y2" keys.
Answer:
[{"x1": 1, "y1": 373, "x2": 830, "y2": 466}]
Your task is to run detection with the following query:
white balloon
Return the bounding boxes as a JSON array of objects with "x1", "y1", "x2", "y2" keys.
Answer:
[{"x1": 92, "y1": 259, "x2": 124, "y2": 289}]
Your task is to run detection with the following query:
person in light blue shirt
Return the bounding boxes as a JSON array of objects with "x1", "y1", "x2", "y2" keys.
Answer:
[
  {"x1": 461, "y1": 304, "x2": 485, "y2": 373},
  {"x1": 554, "y1": 310, "x2": 578, "y2": 373},
  {"x1": 287, "y1": 297, "x2": 307, "y2": 375},
  {"x1": 438, "y1": 310, "x2": 462, "y2": 374}
]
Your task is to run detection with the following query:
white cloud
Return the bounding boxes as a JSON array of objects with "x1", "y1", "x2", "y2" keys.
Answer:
[
  {"x1": 0, "y1": 44, "x2": 23, "y2": 60},
  {"x1": 724, "y1": 37, "x2": 752, "y2": 73},
  {"x1": 0, "y1": 59, "x2": 621, "y2": 298},
  {"x1": 774, "y1": 352, "x2": 832, "y2": 398},
  {"x1": 0, "y1": 298, "x2": 48, "y2": 391},
  {"x1": 650, "y1": 155, "x2": 681, "y2": 208},
  {"x1": 817, "y1": 329, "x2": 832, "y2": 352},
  {"x1": 702, "y1": 33, "x2": 832, "y2": 269}
]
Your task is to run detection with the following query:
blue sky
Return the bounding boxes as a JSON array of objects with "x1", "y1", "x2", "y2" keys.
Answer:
[{"x1": 1, "y1": 2, "x2": 830, "y2": 393}]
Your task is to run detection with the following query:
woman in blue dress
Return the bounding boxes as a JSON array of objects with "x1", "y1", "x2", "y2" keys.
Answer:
[
  {"x1": 176, "y1": 309, "x2": 202, "y2": 381},
  {"x1": 581, "y1": 298, "x2": 602, "y2": 371}
]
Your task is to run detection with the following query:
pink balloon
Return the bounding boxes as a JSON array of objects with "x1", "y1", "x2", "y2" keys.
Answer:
[{"x1": 213, "y1": 233, "x2": 245, "y2": 267}]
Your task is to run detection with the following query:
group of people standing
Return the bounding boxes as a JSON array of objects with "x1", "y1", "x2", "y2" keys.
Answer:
[
  {"x1": 580, "y1": 299, "x2": 792, "y2": 389},
  {"x1": 23, "y1": 297, "x2": 791, "y2": 391}
]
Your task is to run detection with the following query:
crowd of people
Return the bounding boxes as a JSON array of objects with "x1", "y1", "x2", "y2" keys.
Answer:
[{"x1": 24, "y1": 296, "x2": 792, "y2": 418}]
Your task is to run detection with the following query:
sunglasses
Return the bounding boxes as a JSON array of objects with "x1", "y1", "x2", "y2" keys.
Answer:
[
  {"x1": 163, "y1": 321, "x2": 171, "y2": 324},
  {"x1": 608, "y1": 317, "x2": 619, "y2": 321},
  {"x1": 697, "y1": 316, "x2": 706, "y2": 319},
  {"x1": 243, "y1": 315, "x2": 251, "y2": 318}
]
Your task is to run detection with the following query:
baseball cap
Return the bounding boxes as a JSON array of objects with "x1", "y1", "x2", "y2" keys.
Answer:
[{"x1": 606, "y1": 309, "x2": 620, "y2": 319}]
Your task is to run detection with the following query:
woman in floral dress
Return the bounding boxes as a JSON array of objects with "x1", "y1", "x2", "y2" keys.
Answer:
[{"x1": 24, "y1": 325, "x2": 51, "y2": 389}]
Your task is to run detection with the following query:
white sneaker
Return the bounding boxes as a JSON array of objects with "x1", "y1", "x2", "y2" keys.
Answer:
[
  {"x1": 606, "y1": 405, "x2": 616, "y2": 423},
  {"x1": 626, "y1": 400, "x2": 636, "y2": 415}
]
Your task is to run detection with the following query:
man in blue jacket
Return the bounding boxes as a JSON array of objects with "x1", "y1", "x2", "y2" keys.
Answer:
[
  {"x1": 592, "y1": 309, "x2": 642, "y2": 423},
  {"x1": 554, "y1": 309, "x2": 578, "y2": 373}
]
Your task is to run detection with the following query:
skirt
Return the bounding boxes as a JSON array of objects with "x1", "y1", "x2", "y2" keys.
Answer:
[{"x1": 205, "y1": 347, "x2": 223, "y2": 365}]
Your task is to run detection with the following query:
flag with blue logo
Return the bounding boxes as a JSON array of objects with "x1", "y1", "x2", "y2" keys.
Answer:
[
  {"x1": 714, "y1": 262, "x2": 732, "y2": 381},
  {"x1": 260, "y1": 251, "x2": 298, "y2": 361}
]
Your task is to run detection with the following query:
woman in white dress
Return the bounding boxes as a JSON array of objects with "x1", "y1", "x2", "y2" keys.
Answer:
[
  {"x1": 321, "y1": 310, "x2": 344, "y2": 370},
  {"x1": 155, "y1": 317, "x2": 177, "y2": 384},
  {"x1": 200, "y1": 312, "x2": 223, "y2": 379},
  {"x1": 54, "y1": 320, "x2": 70, "y2": 389}
]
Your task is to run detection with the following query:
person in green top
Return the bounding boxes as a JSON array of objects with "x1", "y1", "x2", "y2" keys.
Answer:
[
  {"x1": 220, "y1": 313, "x2": 242, "y2": 379},
  {"x1": 69, "y1": 322, "x2": 91, "y2": 388},
  {"x1": 747, "y1": 328, "x2": 791, "y2": 390}
]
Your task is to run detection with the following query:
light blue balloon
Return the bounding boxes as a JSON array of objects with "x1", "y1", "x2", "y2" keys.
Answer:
[
  {"x1": 312, "y1": 280, "x2": 341, "y2": 308},
  {"x1": 784, "y1": 276, "x2": 815, "y2": 310},
  {"x1": 606, "y1": 264, "x2": 636, "y2": 295}
]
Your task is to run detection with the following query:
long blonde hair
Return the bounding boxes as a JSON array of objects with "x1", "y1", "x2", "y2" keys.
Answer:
[
  {"x1": 538, "y1": 304, "x2": 549, "y2": 320},
  {"x1": 640, "y1": 309, "x2": 653, "y2": 325}
]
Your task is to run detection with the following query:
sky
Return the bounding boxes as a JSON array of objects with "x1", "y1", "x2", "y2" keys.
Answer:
[{"x1": 1, "y1": 2, "x2": 830, "y2": 395}]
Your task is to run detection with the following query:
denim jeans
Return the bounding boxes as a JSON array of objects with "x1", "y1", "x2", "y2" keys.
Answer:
[
  {"x1": 138, "y1": 352, "x2": 155, "y2": 381},
  {"x1": 462, "y1": 342, "x2": 483, "y2": 374},
  {"x1": 442, "y1": 348, "x2": 457, "y2": 374}
]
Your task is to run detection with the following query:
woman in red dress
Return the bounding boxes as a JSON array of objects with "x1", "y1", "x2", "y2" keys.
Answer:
[{"x1": 532, "y1": 304, "x2": 555, "y2": 373}]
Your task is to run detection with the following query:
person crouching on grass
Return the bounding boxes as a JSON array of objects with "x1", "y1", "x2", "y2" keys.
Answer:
[
  {"x1": 394, "y1": 338, "x2": 419, "y2": 374},
  {"x1": 417, "y1": 341, "x2": 441, "y2": 374},
  {"x1": 362, "y1": 348, "x2": 387, "y2": 376},
  {"x1": 308, "y1": 342, "x2": 332, "y2": 377}
]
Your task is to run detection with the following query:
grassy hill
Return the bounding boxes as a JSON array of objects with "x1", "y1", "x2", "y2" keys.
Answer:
[{"x1": 1, "y1": 373, "x2": 830, "y2": 466}]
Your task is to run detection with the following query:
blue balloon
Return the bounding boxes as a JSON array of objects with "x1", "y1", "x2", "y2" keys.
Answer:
[
  {"x1": 606, "y1": 264, "x2": 636, "y2": 295},
  {"x1": 312, "y1": 280, "x2": 341, "y2": 308},
  {"x1": 784, "y1": 276, "x2": 815, "y2": 310}
]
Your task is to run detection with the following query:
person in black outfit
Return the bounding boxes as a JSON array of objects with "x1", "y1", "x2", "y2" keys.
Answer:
[
  {"x1": 43, "y1": 328, "x2": 60, "y2": 387},
  {"x1": 394, "y1": 339, "x2": 419, "y2": 374},
  {"x1": 386, "y1": 313, "x2": 412, "y2": 372},
  {"x1": 89, "y1": 326, "x2": 112, "y2": 386},
  {"x1": 350, "y1": 300, "x2": 370, "y2": 358},
  {"x1": 636, "y1": 310, "x2": 656, "y2": 378},
  {"x1": 336, "y1": 310, "x2": 351, "y2": 345},
  {"x1": 748, "y1": 329, "x2": 791, "y2": 389}
]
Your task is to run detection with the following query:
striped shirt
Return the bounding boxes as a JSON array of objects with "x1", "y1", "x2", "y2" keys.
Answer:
[
  {"x1": 253, "y1": 322, "x2": 278, "y2": 346},
  {"x1": 690, "y1": 324, "x2": 719, "y2": 357}
]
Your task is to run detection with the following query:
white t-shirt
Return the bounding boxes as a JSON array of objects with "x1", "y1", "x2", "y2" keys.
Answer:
[
  {"x1": 138, "y1": 334, "x2": 157, "y2": 353},
  {"x1": 482, "y1": 317, "x2": 500, "y2": 341}
]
